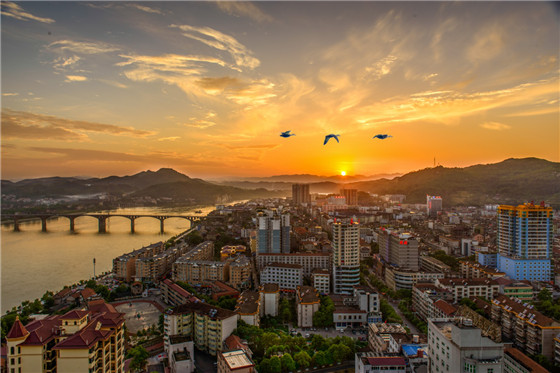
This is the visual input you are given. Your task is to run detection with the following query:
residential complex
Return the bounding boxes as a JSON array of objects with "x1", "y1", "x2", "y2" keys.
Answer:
[
  {"x1": 256, "y1": 252, "x2": 330, "y2": 277},
  {"x1": 260, "y1": 263, "x2": 303, "y2": 290},
  {"x1": 378, "y1": 229, "x2": 419, "y2": 271},
  {"x1": 292, "y1": 184, "x2": 311, "y2": 205},
  {"x1": 113, "y1": 242, "x2": 165, "y2": 281},
  {"x1": 332, "y1": 220, "x2": 361, "y2": 294},
  {"x1": 235, "y1": 291, "x2": 260, "y2": 327},
  {"x1": 256, "y1": 209, "x2": 290, "y2": 254},
  {"x1": 497, "y1": 203, "x2": 553, "y2": 281}
]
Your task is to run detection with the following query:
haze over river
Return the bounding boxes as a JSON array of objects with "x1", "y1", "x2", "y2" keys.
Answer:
[{"x1": 1, "y1": 206, "x2": 215, "y2": 313}]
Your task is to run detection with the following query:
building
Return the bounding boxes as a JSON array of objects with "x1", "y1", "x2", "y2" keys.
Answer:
[
  {"x1": 161, "y1": 278, "x2": 199, "y2": 306},
  {"x1": 426, "y1": 195, "x2": 443, "y2": 217},
  {"x1": 385, "y1": 266, "x2": 444, "y2": 291},
  {"x1": 340, "y1": 188, "x2": 358, "y2": 206},
  {"x1": 353, "y1": 285, "x2": 379, "y2": 314},
  {"x1": 256, "y1": 252, "x2": 331, "y2": 277},
  {"x1": 256, "y1": 210, "x2": 290, "y2": 254},
  {"x1": 412, "y1": 283, "x2": 454, "y2": 321},
  {"x1": 259, "y1": 284, "x2": 279, "y2": 317},
  {"x1": 166, "y1": 335, "x2": 194, "y2": 373},
  {"x1": 112, "y1": 242, "x2": 166, "y2": 281},
  {"x1": 378, "y1": 229, "x2": 419, "y2": 271},
  {"x1": 503, "y1": 347, "x2": 548, "y2": 373},
  {"x1": 172, "y1": 259, "x2": 229, "y2": 284},
  {"x1": 311, "y1": 269, "x2": 330, "y2": 294},
  {"x1": 182, "y1": 241, "x2": 214, "y2": 261},
  {"x1": 367, "y1": 323, "x2": 411, "y2": 354},
  {"x1": 228, "y1": 256, "x2": 252, "y2": 290},
  {"x1": 260, "y1": 263, "x2": 303, "y2": 290},
  {"x1": 220, "y1": 245, "x2": 247, "y2": 261},
  {"x1": 497, "y1": 203, "x2": 553, "y2": 281},
  {"x1": 496, "y1": 279, "x2": 534, "y2": 301},
  {"x1": 460, "y1": 260, "x2": 506, "y2": 279},
  {"x1": 296, "y1": 286, "x2": 320, "y2": 328},
  {"x1": 235, "y1": 291, "x2": 260, "y2": 327},
  {"x1": 164, "y1": 301, "x2": 238, "y2": 356},
  {"x1": 435, "y1": 278, "x2": 500, "y2": 303},
  {"x1": 135, "y1": 244, "x2": 190, "y2": 282},
  {"x1": 292, "y1": 184, "x2": 311, "y2": 205},
  {"x1": 427, "y1": 318, "x2": 504, "y2": 373},
  {"x1": 334, "y1": 307, "x2": 367, "y2": 330},
  {"x1": 491, "y1": 294, "x2": 560, "y2": 359},
  {"x1": 355, "y1": 353, "x2": 407, "y2": 373},
  {"x1": 218, "y1": 349, "x2": 255, "y2": 373},
  {"x1": 332, "y1": 220, "x2": 361, "y2": 294},
  {"x1": 6, "y1": 300, "x2": 125, "y2": 373},
  {"x1": 420, "y1": 256, "x2": 451, "y2": 275}
]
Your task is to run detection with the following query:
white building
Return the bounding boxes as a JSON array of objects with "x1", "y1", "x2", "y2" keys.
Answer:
[
  {"x1": 355, "y1": 353, "x2": 406, "y2": 373},
  {"x1": 166, "y1": 335, "x2": 195, "y2": 373},
  {"x1": 311, "y1": 269, "x2": 330, "y2": 294},
  {"x1": 259, "y1": 283, "x2": 279, "y2": 317},
  {"x1": 427, "y1": 318, "x2": 504, "y2": 373},
  {"x1": 332, "y1": 220, "x2": 360, "y2": 294},
  {"x1": 260, "y1": 263, "x2": 303, "y2": 290},
  {"x1": 296, "y1": 286, "x2": 320, "y2": 328}
]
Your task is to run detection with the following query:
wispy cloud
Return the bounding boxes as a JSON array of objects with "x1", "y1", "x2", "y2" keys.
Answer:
[
  {"x1": 480, "y1": 122, "x2": 511, "y2": 131},
  {"x1": 171, "y1": 24, "x2": 260, "y2": 70},
  {"x1": 48, "y1": 40, "x2": 119, "y2": 54},
  {"x1": 2, "y1": 93, "x2": 19, "y2": 96},
  {"x1": 183, "y1": 119, "x2": 217, "y2": 129},
  {"x1": 216, "y1": 2, "x2": 273, "y2": 23},
  {"x1": 128, "y1": 4, "x2": 164, "y2": 15},
  {"x1": 158, "y1": 137, "x2": 180, "y2": 142},
  {"x1": 1, "y1": 2, "x2": 55, "y2": 23},
  {"x1": 65, "y1": 75, "x2": 88, "y2": 82},
  {"x1": 1, "y1": 109, "x2": 154, "y2": 141}
]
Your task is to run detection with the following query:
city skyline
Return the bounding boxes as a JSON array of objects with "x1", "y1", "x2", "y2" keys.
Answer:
[{"x1": 2, "y1": 1, "x2": 559, "y2": 180}]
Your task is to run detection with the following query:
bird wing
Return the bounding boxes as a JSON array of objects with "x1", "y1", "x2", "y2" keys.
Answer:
[
  {"x1": 334, "y1": 135, "x2": 339, "y2": 143},
  {"x1": 323, "y1": 136, "x2": 329, "y2": 145}
]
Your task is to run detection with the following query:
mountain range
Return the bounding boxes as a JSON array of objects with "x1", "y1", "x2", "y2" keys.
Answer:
[{"x1": 2, "y1": 158, "x2": 559, "y2": 208}]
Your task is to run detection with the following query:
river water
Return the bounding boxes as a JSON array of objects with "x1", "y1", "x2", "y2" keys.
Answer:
[{"x1": 1, "y1": 206, "x2": 215, "y2": 313}]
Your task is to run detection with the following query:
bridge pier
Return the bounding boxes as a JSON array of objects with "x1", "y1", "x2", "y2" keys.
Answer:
[
  {"x1": 41, "y1": 217, "x2": 48, "y2": 232},
  {"x1": 130, "y1": 217, "x2": 136, "y2": 233},
  {"x1": 69, "y1": 217, "x2": 75, "y2": 232},
  {"x1": 13, "y1": 218, "x2": 20, "y2": 232},
  {"x1": 159, "y1": 218, "x2": 165, "y2": 234},
  {"x1": 98, "y1": 217, "x2": 107, "y2": 233}
]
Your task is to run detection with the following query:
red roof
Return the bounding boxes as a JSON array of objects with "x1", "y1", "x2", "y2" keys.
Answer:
[
  {"x1": 6, "y1": 317, "x2": 29, "y2": 339},
  {"x1": 88, "y1": 299, "x2": 117, "y2": 314},
  {"x1": 434, "y1": 299, "x2": 458, "y2": 316},
  {"x1": 62, "y1": 310, "x2": 89, "y2": 320},
  {"x1": 366, "y1": 357, "x2": 406, "y2": 366},
  {"x1": 54, "y1": 321, "x2": 112, "y2": 349},
  {"x1": 20, "y1": 316, "x2": 62, "y2": 346}
]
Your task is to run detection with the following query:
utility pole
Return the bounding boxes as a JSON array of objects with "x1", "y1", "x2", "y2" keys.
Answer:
[{"x1": 93, "y1": 257, "x2": 96, "y2": 278}]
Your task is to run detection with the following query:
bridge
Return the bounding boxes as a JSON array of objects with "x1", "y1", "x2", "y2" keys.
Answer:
[{"x1": 2, "y1": 213, "x2": 213, "y2": 233}]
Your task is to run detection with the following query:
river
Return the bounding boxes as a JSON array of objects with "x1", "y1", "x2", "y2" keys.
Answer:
[{"x1": 1, "y1": 205, "x2": 216, "y2": 313}]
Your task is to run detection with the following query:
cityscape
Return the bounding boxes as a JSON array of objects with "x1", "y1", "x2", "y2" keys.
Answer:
[{"x1": 1, "y1": 2, "x2": 560, "y2": 373}]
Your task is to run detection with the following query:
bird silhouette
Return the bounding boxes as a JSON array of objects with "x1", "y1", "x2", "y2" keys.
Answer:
[
  {"x1": 372, "y1": 134, "x2": 392, "y2": 140},
  {"x1": 280, "y1": 130, "x2": 295, "y2": 138},
  {"x1": 324, "y1": 134, "x2": 340, "y2": 145}
]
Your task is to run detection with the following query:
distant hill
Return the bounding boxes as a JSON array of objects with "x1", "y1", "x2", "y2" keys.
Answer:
[
  {"x1": 349, "y1": 158, "x2": 560, "y2": 206},
  {"x1": 221, "y1": 172, "x2": 400, "y2": 183}
]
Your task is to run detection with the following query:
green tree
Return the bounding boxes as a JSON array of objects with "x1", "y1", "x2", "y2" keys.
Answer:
[
  {"x1": 294, "y1": 351, "x2": 312, "y2": 369},
  {"x1": 281, "y1": 353, "x2": 296, "y2": 372},
  {"x1": 259, "y1": 358, "x2": 272, "y2": 373},
  {"x1": 218, "y1": 296, "x2": 237, "y2": 310},
  {"x1": 128, "y1": 346, "x2": 149, "y2": 372},
  {"x1": 312, "y1": 350, "x2": 331, "y2": 366},
  {"x1": 311, "y1": 334, "x2": 328, "y2": 351},
  {"x1": 269, "y1": 356, "x2": 282, "y2": 373}
]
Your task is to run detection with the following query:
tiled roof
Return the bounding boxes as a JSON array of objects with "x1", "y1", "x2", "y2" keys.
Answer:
[
  {"x1": 61, "y1": 310, "x2": 89, "y2": 320},
  {"x1": 235, "y1": 291, "x2": 260, "y2": 315},
  {"x1": 504, "y1": 347, "x2": 548, "y2": 373},
  {"x1": 20, "y1": 316, "x2": 62, "y2": 346},
  {"x1": 365, "y1": 357, "x2": 406, "y2": 366},
  {"x1": 54, "y1": 321, "x2": 112, "y2": 349},
  {"x1": 492, "y1": 295, "x2": 559, "y2": 328},
  {"x1": 88, "y1": 299, "x2": 117, "y2": 314},
  {"x1": 6, "y1": 317, "x2": 29, "y2": 339},
  {"x1": 438, "y1": 278, "x2": 498, "y2": 287},
  {"x1": 434, "y1": 300, "x2": 457, "y2": 316},
  {"x1": 260, "y1": 283, "x2": 279, "y2": 293}
]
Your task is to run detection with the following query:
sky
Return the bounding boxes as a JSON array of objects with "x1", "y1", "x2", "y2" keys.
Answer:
[{"x1": 1, "y1": 1, "x2": 559, "y2": 180}]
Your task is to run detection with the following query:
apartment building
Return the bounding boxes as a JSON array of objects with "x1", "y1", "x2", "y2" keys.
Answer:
[
  {"x1": 228, "y1": 256, "x2": 252, "y2": 290},
  {"x1": 161, "y1": 278, "x2": 199, "y2": 306},
  {"x1": 296, "y1": 286, "x2": 320, "y2": 328},
  {"x1": 435, "y1": 278, "x2": 500, "y2": 303},
  {"x1": 460, "y1": 260, "x2": 506, "y2": 279},
  {"x1": 260, "y1": 263, "x2": 303, "y2": 290},
  {"x1": 385, "y1": 266, "x2": 444, "y2": 291},
  {"x1": 113, "y1": 242, "x2": 165, "y2": 281},
  {"x1": 135, "y1": 244, "x2": 190, "y2": 282},
  {"x1": 164, "y1": 301, "x2": 238, "y2": 356},
  {"x1": 217, "y1": 349, "x2": 255, "y2": 373},
  {"x1": 332, "y1": 220, "x2": 361, "y2": 294},
  {"x1": 6, "y1": 300, "x2": 125, "y2": 373},
  {"x1": 412, "y1": 283, "x2": 454, "y2": 321},
  {"x1": 256, "y1": 209, "x2": 290, "y2": 254},
  {"x1": 504, "y1": 347, "x2": 548, "y2": 373},
  {"x1": 234, "y1": 291, "x2": 260, "y2": 327},
  {"x1": 181, "y1": 241, "x2": 214, "y2": 262},
  {"x1": 259, "y1": 283, "x2": 279, "y2": 317},
  {"x1": 256, "y1": 252, "x2": 331, "y2": 276},
  {"x1": 166, "y1": 335, "x2": 194, "y2": 373},
  {"x1": 355, "y1": 354, "x2": 407, "y2": 373},
  {"x1": 491, "y1": 295, "x2": 560, "y2": 359},
  {"x1": 220, "y1": 245, "x2": 247, "y2": 261},
  {"x1": 427, "y1": 318, "x2": 504, "y2": 373},
  {"x1": 420, "y1": 256, "x2": 451, "y2": 275},
  {"x1": 378, "y1": 229, "x2": 419, "y2": 271},
  {"x1": 173, "y1": 260, "x2": 229, "y2": 284},
  {"x1": 311, "y1": 269, "x2": 330, "y2": 294}
]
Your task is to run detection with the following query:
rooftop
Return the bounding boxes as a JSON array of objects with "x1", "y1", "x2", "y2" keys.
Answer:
[
  {"x1": 504, "y1": 347, "x2": 548, "y2": 373},
  {"x1": 364, "y1": 357, "x2": 407, "y2": 367},
  {"x1": 170, "y1": 300, "x2": 238, "y2": 320},
  {"x1": 264, "y1": 263, "x2": 303, "y2": 269},
  {"x1": 221, "y1": 349, "x2": 254, "y2": 370},
  {"x1": 492, "y1": 295, "x2": 560, "y2": 328},
  {"x1": 235, "y1": 291, "x2": 260, "y2": 315},
  {"x1": 297, "y1": 286, "x2": 320, "y2": 304},
  {"x1": 260, "y1": 283, "x2": 280, "y2": 293}
]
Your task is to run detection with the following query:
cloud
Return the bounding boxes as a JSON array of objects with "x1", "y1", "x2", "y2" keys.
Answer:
[
  {"x1": 171, "y1": 24, "x2": 260, "y2": 69},
  {"x1": 1, "y1": 2, "x2": 55, "y2": 23},
  {"x1": 128, "y1": 4, "x2": 164, "y2": 15},
  {"x1": 480, "y1": 122, "x2": 511, "y2": 131},
  {"x1": 98, "y1": 79, "x2": 128, "y2": 89},
  {"x1": 366, "y1": 55, "x2": 398, "y2": 80},
  {"x1": 195, "y1": 77, "x2": 244, "y2": 94},
  {"x1": 65, "y1": 75, "x2": 88, "y2": 82},
  {"x1": 158, "y1": 136, "x2": 180, "y2": 142},
  {"x1": 183, "y1": 120, "x2": 217, "y2": 129},
  {"x1": 216, "y1": 2, "x2": 273, "y2": 23},
  {"x1": 218, "y1": 143, "x2": 280, "y2": 150},
  {"x1": 467, "y1": 23, "x2": 506, "y2": 62},
  {"x1": 48, "y1": 40, "x2": 119, "y2": 54},
  {"x1": 2, "y1": 93, "x2": 19, "y2": 96},
  {"x1": 1, "y1": 109, "x2": 154, "y2": 140},
  {"x1": 53, "y1": 55, "x2": 81, "y2": 70}
]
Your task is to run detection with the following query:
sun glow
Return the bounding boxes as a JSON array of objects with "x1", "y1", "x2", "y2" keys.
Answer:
[{"x1": 341, "y1": 171, "x2": 346, "y2": 176}]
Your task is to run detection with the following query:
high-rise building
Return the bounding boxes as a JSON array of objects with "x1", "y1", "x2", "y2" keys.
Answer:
[
  {"x1": 377, "y1": 229, "x2": 419, "y2": 271},
  {"x1": 340, "y1": 188, "x2": 358, "y2": 206},
  {"x1": 496, "y1": 203, "x2": 553, "y2": 281},
  {"x1": 332, "y1": 220, "x2": 360, "y2": 294},
  {"x1": 292, "y1": 184, "x2": 311, "y2": 205},
  {"x1": 426, "y1": 195, "x2": 443, "y2": 217},
  {"x1": 256, "y1": 210, "x2": 290, "y2": 254}
]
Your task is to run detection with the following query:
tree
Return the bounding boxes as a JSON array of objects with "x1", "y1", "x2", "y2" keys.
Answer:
[
  {"x1": 269, "y1": 356, "x2": 282, "y2": 373},
  {"x1": 294, "y1": 351, "x2": 312, "y2": 369},
  {"x1": 311, "y1": 334, "x2": 328, "y2": 351},
  {"x1": 259, "y1": 358, "x2": 272, "y2": 373},
  {"x1": 281, "y1": 353, "x2": 296, "y2": 372},
  {"x1": 128, "y1": 346, "x2": 149, "y2": 372},
  {"x1": 312, "y1": 351, "x2": 331, "y2": 366},
  {"x1": 218, "y1": 296, "x2": 237, "y2": 310}
]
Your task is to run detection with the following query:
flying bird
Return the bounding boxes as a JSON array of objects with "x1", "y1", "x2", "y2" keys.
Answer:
[
  {"x1": 323, "y1": 134, "x2": 340, "y2": 145},
  {"x1": 280, "y1": 130, "x2": 295, "y2": 138},
  {"x1": 372, "y1": 134, "x2": 393, "y2": 140}
]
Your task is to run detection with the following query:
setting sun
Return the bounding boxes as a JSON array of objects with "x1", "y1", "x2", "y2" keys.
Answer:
[{"x1": 341, "y1": 171, "x2": 346, "y2": 176}]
